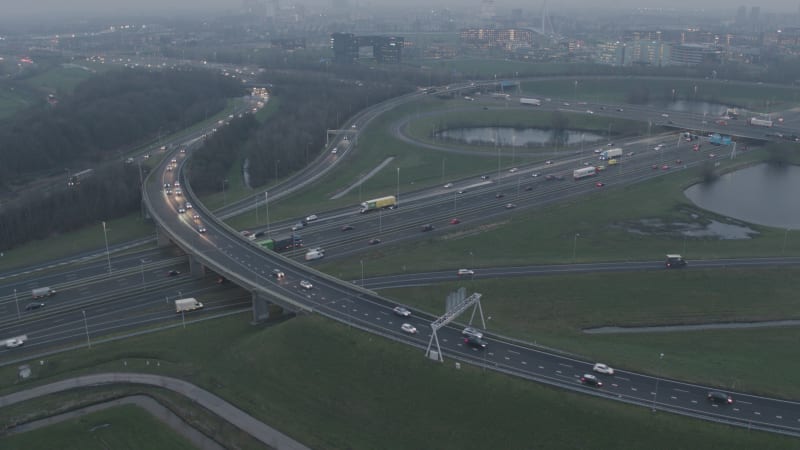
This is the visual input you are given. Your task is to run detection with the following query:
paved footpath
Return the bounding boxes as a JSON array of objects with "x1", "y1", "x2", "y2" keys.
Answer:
[{"x1": 0, "y1": 372, "x2": 310, "y2": 450}]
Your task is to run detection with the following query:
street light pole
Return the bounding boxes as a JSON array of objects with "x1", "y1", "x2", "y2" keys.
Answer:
[
  {"x1": 140, "y1": 259, "x2": 146, "y2": 288},
  {"x1": 102, "y1": 221, "x2": 111, "y2": 274},
  {"x1": 360, "y1": 259, "x2": 364, "y2": 287},
  {"x1": 652, "y1": 352, "x2": 664, "y2": 412},
  {"x1": 82, "y1": 310, "x2": 91, "y2": 348},
  {"x1": 396, "y1": 167, "x2": 400, "y2": 208},
  {"x1": 265, "y1": 191, "x2": 271, "y2": 238},
  {"x1": 13, "y1": 288, "x2": 20, "y2": 320},
  {"x1": 572, "y1": 233, "x2": 580, "y2": 262},
  {"x1": 441, "y1": 158, "x2": 446, "y2": 184}
]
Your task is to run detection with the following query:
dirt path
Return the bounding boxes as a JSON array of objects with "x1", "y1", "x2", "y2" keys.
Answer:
[
  {"x1": 584, "y1": 319, "x2": 800, "y2": 334},
  {"x1": 0, "y1": 372, "x2": 309, "y2": 450}
]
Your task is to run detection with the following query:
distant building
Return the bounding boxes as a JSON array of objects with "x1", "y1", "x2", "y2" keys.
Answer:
[
  {"x1": 330, "y1": 33, "x2": 404, "y2": 64},
  {"x1": 670, "y1": 43, "x2": 722, "y2": 65},
  {"x1": 595, "y1": 41, "x2": 626, "y2": 66},
  {"x1": 459, "y1": 28, "x2": 533, "y2": 50}
]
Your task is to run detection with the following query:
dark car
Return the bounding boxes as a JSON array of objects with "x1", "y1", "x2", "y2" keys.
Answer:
[
  {"x1": 525, "y1": 185, "x2": 533, "y2": 191},
  {"x1": 421, "y1": 224, "x2": 434, "y2": 232},
  {"x1": 495, "y1": 193, "x2": 504, "y2": 199},
  {"x1": 464, "y1": 335, "x2": 488, "y2": 349},
  {"x1": 368, "y1": 238, "x2": 381, "y2": 245},
  {"x1": 707, "y1": 391, "x2": 733, "y2": 404},
  {"x1": 666, "y1": 254, "x2": 687, "y2": 268},
  {"x1": 167, "y1": 270, "x2": 181, "y2": 277},
  {"x1": 341, "y1": 225, "x2": 354, "y2": 232},
  {"x1": 271, "y1": 269, "x2": 286, "y2": 279},
  {"x1": 580, "y1": 374, "x2": 603, "y2": 387},
  {"x1": 25, "y1": 302, "x2": 46, "y2": 311}
]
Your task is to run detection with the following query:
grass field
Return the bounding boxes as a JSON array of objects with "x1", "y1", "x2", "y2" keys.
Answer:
[
  {"x1": 1, "y1": 403, "x2": 196, "y2": 450},
  {"x1": 1, "y1": 314, "x2": 796, "y2": 450},
  {"x1": 521, "y1": 78, "x2": 800, "y2": 110},
  {"x1": 23, "y1": 65, "x2": 98, "y2": 95},
  {"x1": 380, "y1": 266, "x2": 800, "y2": 399}
]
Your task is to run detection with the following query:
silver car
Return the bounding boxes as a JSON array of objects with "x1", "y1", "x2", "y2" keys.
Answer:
[{"x1": 461, "y1": 326, "x2": 483, "y2": 339}]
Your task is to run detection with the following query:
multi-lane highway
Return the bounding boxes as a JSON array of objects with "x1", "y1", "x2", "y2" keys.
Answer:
[
  {"x1": 138, "y1": 84, "x2": 800, "y2": 437},
  {"x1": 2, "y1": 74, "x2": 799, "y2": 435}
]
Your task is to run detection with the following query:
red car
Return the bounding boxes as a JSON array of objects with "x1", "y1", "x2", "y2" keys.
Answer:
[
  {"x1": 661, "y1": 165, "x2": 670, "y2": 170},
  {"x1": 450, "y1": 218, "x2": 460, "y2": 225},
  {"x1": 595, "y1": 182, "x2": 605, "y2": 187}
]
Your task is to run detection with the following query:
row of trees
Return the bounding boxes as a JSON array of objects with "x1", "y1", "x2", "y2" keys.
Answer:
[
  {"x1": 0, "y1": 164, "x2": 143, "y2": 250},
  {"x1": 0, "y1": 67, "x2": 243, "y2": 185}
]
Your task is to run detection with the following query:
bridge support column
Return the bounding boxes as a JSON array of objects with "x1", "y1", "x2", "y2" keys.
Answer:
[
  {"x1": 188, "y1": 255, "x2": 207, "y2": 278},
  {"x1": 156, "y1": 225, "x2": 171, "y2": 247},
  {"x1": 251, "y1": 291, "x2": 284, "y2": 323}
]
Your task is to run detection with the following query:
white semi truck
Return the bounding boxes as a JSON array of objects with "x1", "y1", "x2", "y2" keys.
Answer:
[
  {"x1": 599, "y1": 148, "x2": 623, "y2": 160},
  {"x1": 519, "y1": 98, "x2": 542, "y2": 106},
  {"x1": 32, "y1": 287, "x2": 56, "y2": 299},
  {"x1": 174, "y1": 298, "x2": 204, "y2": 313}
]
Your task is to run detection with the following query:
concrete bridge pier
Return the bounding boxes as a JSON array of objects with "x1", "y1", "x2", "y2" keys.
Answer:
[
  {"x1": 251, "y1": 291, "x2": 284, "y2": 323},
  {"x1": 156, "y1": 225, "x2": 171, "y2": 247},
  {"x1": 188, "y1": 254, "x2": 207, "y2": 278}
]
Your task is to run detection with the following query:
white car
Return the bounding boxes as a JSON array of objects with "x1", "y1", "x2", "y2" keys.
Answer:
[
  {"x1": 586, "y1": 110, "x2": 594, "y2": 114},
  {"x1": 331, "y1": 147, "x2": 338, "y2": 154},
  {"x1": 457, "y1": 269, "x2": 475, "y2": 276},
  {"x1": 305, "y1": 214, "x2": 318, "y2": 222},
  {"x1": 461, "y1": 327, "x2": 483, "y2": 339},
  {"x1": 5, "y1": 338, "x2": 24, "y2": 348},
  {"x1": 178, "y1": 207, "x2": 186, "y2": 213},
  {"x1": 185, "y1": 202, "x2": 192, "y2": 209},
  {"x1": 299, "y1": 280, "x2": 313, "y2": 290},
  {"x1": 401, "y1": 323, "x2": 417, "y2": 334},
  {"x1": 291, "y1": 223, "x2": 304, "y2": 231},
  {"x1": 531, "y1": 173, "x2": 539, "y2": 177},
  {"x1": 592, "y1": 363, "x2": 615, "y2": 375},
  {"x1": 393, "y1": 306, "x2": 411, "y2": 317},
  {"x1": 197, "y1": 226, "x2": 207, "y2": 233},
  {"x1": 661, "y1": 113, "x2": 669, "y2": 117},
  {"x1": 509, "y1": 167, "x2": 518, "y2": 173},
  {"x1": 443, "y1": 183, "x2": 454, "y2": 188}
]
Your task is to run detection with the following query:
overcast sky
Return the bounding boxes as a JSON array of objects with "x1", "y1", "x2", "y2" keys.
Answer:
[{"x1": 4, "y1": 0, "x2": 799, "y2": 19}]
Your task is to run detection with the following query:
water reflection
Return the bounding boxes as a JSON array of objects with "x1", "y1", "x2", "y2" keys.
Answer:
[
  {"x1": 646, "y1": 100, "x2": 728, "y2": 116},
  {"x1": 684, "y1": 163, "x2": 800, "y2": 229},
  {"x1": 436, "y1": 127, "x2": 606, "y2": 147}
]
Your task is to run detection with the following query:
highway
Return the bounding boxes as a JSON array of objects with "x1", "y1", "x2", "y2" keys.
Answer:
[
  {"x1": 138, "y1": 84, "x2": 800, "y2": 437},
  {"x1": 2, "y1": 75, "x2": 799, "y2": 436}
]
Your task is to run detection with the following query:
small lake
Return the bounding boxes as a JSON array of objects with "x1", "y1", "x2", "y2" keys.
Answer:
[
  {"x1": 436, "y1": 127, "x2": 606, "y2": 147},
  {"x1": 684, "y1": 163, "x2": 800, "y2": 229}
]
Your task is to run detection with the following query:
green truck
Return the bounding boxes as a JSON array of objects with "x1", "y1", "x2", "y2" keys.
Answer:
[{"x1": 257, "y1": 235, "x2": 303, "y2": 252}]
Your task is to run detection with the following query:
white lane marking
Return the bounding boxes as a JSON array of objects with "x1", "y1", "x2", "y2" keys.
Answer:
[
  {"x1": 776, "y1": 415, "x2": 783, "y2": 420},
  {"x1": 673, "y1": 388, "x2": 689, "y2": 393},
  {"x1": 691, "y1": 400, "x2": 698, "y2": 404},
  {"x1": 507, "y1": 350, "x2": 520, "y2": 355},
  {"x1": 737, "y1": 400, "x2": 752, "y2": 405},
  {"x1": 670, "y1": 396, "x2": 677, "y2": 400},
  {"x1": 754, "y1": 411, "x2": 761, "y2": 416},
  {"x1": 615, "y1": 376, "x2": 630, "y2": 381},
  {"x1": 733, "y1": 408, "x2": 740, "y2": 412},
  {"x1": 521, "y1": 361, "x2": 527, "y2": 365},
  {"x1": 538, "y1": 366, "x2": 544, "y2": 370},
  {"x1": 504, "y1": 356, "x2": 510, "y2": 360},
  {"x1": 631, "y1": 387, "x2": 638, "y2": 392},
  {"x1": 558, "y1": 363, "x2": 573, "y2": 368},
  {"x1": 556, "y1": 370, "x2": 562, "y2": 374}
]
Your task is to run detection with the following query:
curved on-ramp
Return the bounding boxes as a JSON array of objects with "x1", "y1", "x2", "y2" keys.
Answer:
[{"x1": 0, "y1": 372, "x2": 309, "y2": 450}]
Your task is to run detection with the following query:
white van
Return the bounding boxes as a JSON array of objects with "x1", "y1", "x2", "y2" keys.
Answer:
[{"x1": 305, "y1": 250, "x2": 324, "y2": 261}]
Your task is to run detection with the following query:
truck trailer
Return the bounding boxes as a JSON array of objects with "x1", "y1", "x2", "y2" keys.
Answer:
[
  {"x1": 32, "y1": 287, "x2": 56, "y2": 299},
  {"x1": 573, "y1": 167, "x2": 597, "y2": 179},
  {"x1": 175, "y1": 298, "x2": 203, "y2": 313},
  {"x1": 360, "y1": 195, "x2": 397, "y2": 214},
  {"x1": 599, "y1": 148, "x2": 623, "y2": 160},
  {"x1": 258, "y1": 235, "x2": 303, "y2": 252},
  {"x1": 749, "y1": 117, "x2": 773, "y2": 127},
  {"x1": 519, "y1": 98, "x2": 542, "y2": 106}
]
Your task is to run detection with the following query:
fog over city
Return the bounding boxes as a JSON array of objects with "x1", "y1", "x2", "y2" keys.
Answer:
[{"x1": 4, "y1": 0, "x2": 799, "y2": 19}]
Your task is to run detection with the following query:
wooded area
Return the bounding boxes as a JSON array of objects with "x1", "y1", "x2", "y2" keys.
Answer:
[
  {"x1": 0, "y1": 67, "x2": 242, "y2": 185},
  {"x1": 189, "y1": 66, "x2": 451, "y2": 192}
]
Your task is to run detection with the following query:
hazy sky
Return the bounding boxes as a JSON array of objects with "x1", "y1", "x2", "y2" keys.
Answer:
[{"x1": 3, "y1": 0, "x2": 799, "y2": 19}]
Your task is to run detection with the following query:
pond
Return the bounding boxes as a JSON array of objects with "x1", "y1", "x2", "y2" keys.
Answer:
[
  {"x1": 645, "y1": 100, "x2": 729, "y2": 116},
  {"x1": 435, "y1": 127, "x2": 606, "y2": 147},
  {"x1": 684, "y1": 163, "x2": 800, "y2": 229}
]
